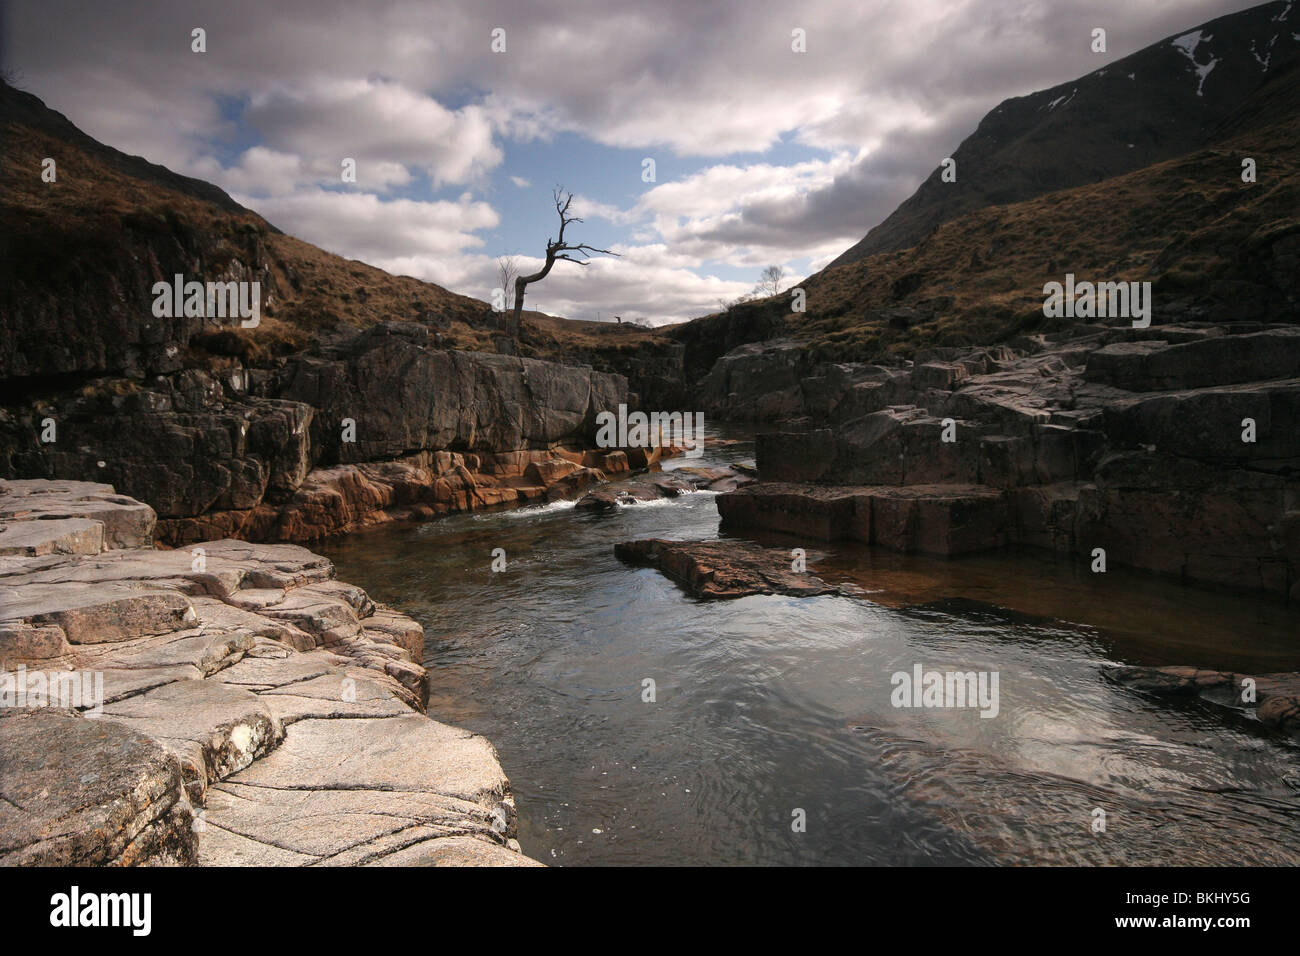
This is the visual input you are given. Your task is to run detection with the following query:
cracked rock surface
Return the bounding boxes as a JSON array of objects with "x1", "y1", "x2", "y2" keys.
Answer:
[{"x1": 0, "y1": 479, "x2": 540, "y2": 866}]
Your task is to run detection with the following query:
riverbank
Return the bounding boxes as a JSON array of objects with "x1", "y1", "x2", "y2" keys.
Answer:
[{"x1": 0, "y1": 478, "x2": 539, "y2": 866}]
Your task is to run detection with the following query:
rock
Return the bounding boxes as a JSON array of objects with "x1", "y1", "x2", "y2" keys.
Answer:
[
  {"x1": 0, "y1": 517, "x2": 104, "y2": 556},
  {"x1": 1084, "y1": 329, "x2": 1300, "y2": 392},
  {"x1": 576, "y1": 473, "x2": 695, "y2": 511},
  {"x1": 707, "y1": 319, "x2": 1299, "y2": 596},
  {"x1": 100, "y1": 680, "x2": 284, "y2": 803},
  {"x1": 718, "y1": 482, "x2": 1009, "y2": 556},
  {"x1": 615, "y1": 538, "x2": 838, "y2": 599},
  {"x1": 198, "y1": 714, "x2": 526, "y2": 866},
  {"x1": 0, "y1": 480, "x2": 540, "y2": 867},
  {"x1": 1105, "y1": 664, "x2": 1300, "y2": 739},
  {"x1": 1, "y1": 584, "x2": 196, "y2": 644},
  {"x1": 755, "y1": 430, "x2": 836, "y2": 482},
  {"x1": 279, "y1": 330, "x2": 626, "y2": 462},
  {"x1": 524, "y1": 458, "x2": 582, "y2": 484},
  {"x1": 0, "y1": 479, "x2": 156, "y2": 548},
  {"x1": 0, "y1": 709, "x2": 196, "y2": 865},
  {"x1": 912, "y1": 361, "x2": 969, "y2": 391},
  {"x1": 716, "y1": 482, "x2": 864, "y2": 540},
  {"x1": 3, "y1": 331, "x2": 634, "y2": 546}
]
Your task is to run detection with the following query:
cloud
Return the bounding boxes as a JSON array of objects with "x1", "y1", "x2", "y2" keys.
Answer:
[
  {"x1": 237, "y1": 188, "x2": 500, "y2": 262},
  {"x1": 241, "y1": 78, "x2": 502, "y2": 189},
  {"x1": 4, "y1": 0, "x2": 1261, "y2": 323}
]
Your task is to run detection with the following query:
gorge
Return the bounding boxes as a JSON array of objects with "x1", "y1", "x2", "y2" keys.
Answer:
[{"x1": 3, "y1": 0, "x2": 1299, "y2": 869}]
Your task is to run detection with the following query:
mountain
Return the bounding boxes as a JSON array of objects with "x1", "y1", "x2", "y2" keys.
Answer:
[
  {"x1": 827, "y1": 0, "x2": 1300, "y2": 268},
  {"x1": 0, "y1": 79, "x2": 512, "y2": 385}
]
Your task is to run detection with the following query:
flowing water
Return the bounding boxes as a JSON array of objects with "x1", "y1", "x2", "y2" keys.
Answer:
[{"x1": 318, "y1": 427, "x2": 1300, "y2": 866}]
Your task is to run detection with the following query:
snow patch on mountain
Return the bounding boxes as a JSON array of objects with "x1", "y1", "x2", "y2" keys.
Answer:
[
  {"x1": 1171, "y1": 30, "x2": 1218, "y2": 96},
  {"x1": 1046, "y1": 88, "x2": 1077, "y2": 111}
]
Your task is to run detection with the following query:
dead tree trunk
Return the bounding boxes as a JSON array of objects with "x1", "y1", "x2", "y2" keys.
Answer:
[{"x1": 508, "y1": 188, "x2": 618, "y2": 335}]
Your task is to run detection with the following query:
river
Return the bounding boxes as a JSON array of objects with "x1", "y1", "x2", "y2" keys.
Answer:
[{"x1": 317, "y1": 426, "x2": 1300, "y2": 866}]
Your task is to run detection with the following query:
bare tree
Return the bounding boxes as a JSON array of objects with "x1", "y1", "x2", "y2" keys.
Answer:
[
  {"x1": 507, "y1": 188, "x2": 619, "y2": 334},
  {"x1": 757, "y1": 265, "x2": 785, "y2": 298},
  {"x1": 496, "y1": 254, "x2": 519, "y2": 314}
]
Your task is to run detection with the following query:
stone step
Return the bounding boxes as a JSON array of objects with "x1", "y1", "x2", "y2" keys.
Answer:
[
  {"x1": 0, "y1": 583, "x2": 196, "y2": 644},
  {"x1": 0, "y1": 517, "x2": 104, "y2": 556},
  {"x1": 717, "y1": 482, "x2": 1010, "y2": 556},
  {"x1": 0, "y1": 479, "x2": 155, "y2": 549},
  {"x1": 1084, "y1": 329, "x2": 1300, "y2": 392},
  {"x1": 1104, "y1": 379, "x2": 1300, "y2": 469}
]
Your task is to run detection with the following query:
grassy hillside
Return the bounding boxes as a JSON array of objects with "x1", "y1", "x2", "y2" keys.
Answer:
[{"x1": 678, "y1": 61, "x2": 1299, "y2": 368}]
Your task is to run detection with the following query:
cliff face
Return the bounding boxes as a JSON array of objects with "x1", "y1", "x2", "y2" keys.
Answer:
[
  {"x1": 2, "y1": 320, "x2": 631, "y2": 545},
  {"x1": 711, "y1": 324, "x2": 1300, "y2": 599}
]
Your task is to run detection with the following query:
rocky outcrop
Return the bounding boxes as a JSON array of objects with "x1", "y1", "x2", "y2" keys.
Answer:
[
  {"x1": 614, "y1": 538, "x2": 838, "y2": 599},
  {"x1": 718, "y1": 482, "x2": 1010, "y2": 557},
  {"x1": 577, "y1": 474, "x2": 696, "y2": 512},
  {"x1": 713, "y1": 321, "x2": 1300, "y2": 598},
  {"x1": 573, "y1": 459, "x2": 749, "y2": 511},
  {"x1": 1105, "y1": 664, "x2": 1300, "y2": 740},
  {"x1": 0, "y1": 480, "x2": 539, "y2": 867},
  {"x1": 3, "y1": 322, "x2": 638, "y2": 545}
]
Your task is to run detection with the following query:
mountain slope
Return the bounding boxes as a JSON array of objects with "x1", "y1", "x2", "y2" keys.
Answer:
[
  {"x1": 0, "y1": 78, "x2": 674, "y2": 393},
  {"x1": 0, "y1": 80, "x2": 507, "y2": 384},
  {"x1": 671, "y1": 53, "x2": 1299, "y2": 373},
  {"x1": 827, "y1": 0, "x2": 1300, "y2": 269}
]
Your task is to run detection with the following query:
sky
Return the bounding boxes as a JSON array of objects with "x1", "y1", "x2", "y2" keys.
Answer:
[{"x1": 2, "y1": 0, "x2": 1261, "y2": 324}]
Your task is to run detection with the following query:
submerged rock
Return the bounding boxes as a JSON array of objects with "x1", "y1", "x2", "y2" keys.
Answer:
[
  {"x1": 576, "y1": 473, "x2": 696, "y2": 511},
  {"x1": 614, "y1": 537, "x2": 838, "y2": 599},
  {"x1": 1105, "y1": 664, "x2": 1300, "y2": 740}
]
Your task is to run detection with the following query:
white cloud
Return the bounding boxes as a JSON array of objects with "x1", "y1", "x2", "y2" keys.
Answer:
[
  {"x1": 5, "y1": 0, "x2": 1261, "y2": 323},
  {"x1": 236, "y1": 188, "x2": 500, "y2": 262},
  {"x1": 242, "y1": 78, "x2": 502, "y2": 189}
]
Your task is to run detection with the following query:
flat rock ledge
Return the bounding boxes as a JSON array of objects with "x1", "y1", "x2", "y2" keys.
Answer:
[
  {"x1": 0, "y1": 479, "x2": 540, "y2": 867},
  {"x1": 1104, "y1": 664, "x2": 1300, "y2": 740},
  {"x1": 614, "y1": 538, "x2": 838, "y2": 599}
]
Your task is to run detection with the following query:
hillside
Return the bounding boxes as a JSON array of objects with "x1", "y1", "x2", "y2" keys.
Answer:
[
  {"x1": 827, "y1": 0, "x2": 1300, "y2": 268},
  {"x1": 0, "y1": 80, "x2": 660, "y2": 388},
  {"x1": 674, "y1": 51, "x2": 1299, "y2": 372}
]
